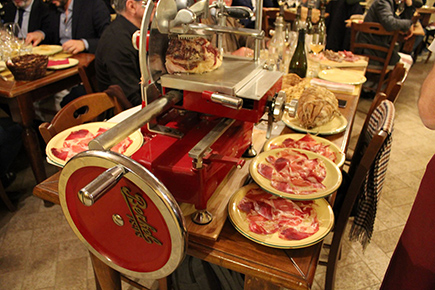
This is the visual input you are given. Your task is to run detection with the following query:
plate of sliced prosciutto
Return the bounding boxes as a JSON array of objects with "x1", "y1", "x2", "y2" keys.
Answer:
[
  {"x1": 263, "y1": 133, "x2": 345, "y2": 167},
  {"x1": 250, "y1": 148, "x2": 342, "y2": 200},
  {"x1": 282, "y1": 112, "x2": 348, "y2": 136},
  {"x1": 46, "y1": 122, "x2": 143, "y2": 167},
  {"x1": 228, "y1": 183, "x2": 334, "y2": 249}
]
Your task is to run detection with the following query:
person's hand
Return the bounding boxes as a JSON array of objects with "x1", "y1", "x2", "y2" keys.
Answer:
[
  {"x1": 404, "y1": 25, "x2": 414, "y2": 40},
  {"x1": 25, "y1": 31, "x2": 44, "y2": 46},
  {"x1": 62, "y1": 39, "x2": 85, "y2": 54}
]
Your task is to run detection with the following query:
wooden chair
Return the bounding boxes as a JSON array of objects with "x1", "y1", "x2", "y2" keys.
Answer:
[
  {"x1": 323, "y1": 95, "x2": 395, "y2": 290},
  {"x1": 39, "y1": 92, "x2": 126, "y2": 144},
  {"x1": 350, "y1": 22, "x2": 400, "y2": 94},
  {"x1": 383, "y1": 62, "x2": 407, "y2": 103},
  {"x1": 262, "y1": 8, "x2": 296, "y2": 37},
  {"x1": 78, "y1": 57, "x2": 98, "y2": 94}
]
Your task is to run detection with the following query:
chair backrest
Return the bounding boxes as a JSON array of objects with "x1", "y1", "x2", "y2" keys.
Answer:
[
  {"x1": 78, "y1": 57, "x2": 98, "y2": 94},
  {"x1": 383, "y1": 62, "x2": 406, "y2": 103},
  {"x1": 350, "y1": 22, "x2": 400, "y2": 94},
  {"x1": 39, "y1": 92, "x2": 125, "y2": 144},
  {"x1": 324, "y1": 98, "x2": 395, "y2": 290},
  {"x1": 262, "y1": 8, "x2": 296, "y2": 37}
]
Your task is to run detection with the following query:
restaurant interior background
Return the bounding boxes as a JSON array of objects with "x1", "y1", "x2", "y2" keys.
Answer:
[{"x1": 1, "y1": 3, "x2": 435, "y2": 290}]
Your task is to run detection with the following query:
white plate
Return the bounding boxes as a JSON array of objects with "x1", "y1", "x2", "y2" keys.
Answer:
[
  {"x1": 47, "y1": 58, "x2": 79, "y2": 70},
  {"x1": 263, "y1": 133, "x2": 345, "y2": 167},
  {"x1": 228, "y1": 183, "x2": 334, "y2": 249},
  {"x1": 318, "y1": 69, "x2": 367, "y2": 85},
  {"x1": 108, "y1": 105, "x2": 141, "y2": 123},
  {"x1": 250, "y1": 148, "x2": 342, "y2": 200},
  {"x1": 32, "y1": 45, "x2": 63, "y2": 56},
  {"x1": 282, "y1": 112, "x2": 348, "y2": 136},
  {"x1": 46, "y1": 122, "x2": 143, "y2": 167}
]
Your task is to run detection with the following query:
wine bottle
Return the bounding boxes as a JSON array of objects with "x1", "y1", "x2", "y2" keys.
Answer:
[
  {"x1": 292, "y1": 5, "x2": 302, "y2": 32},
  {"x1": 305, "y1": 6, "x2": 314, "y2": 53},
  {"x1": 317, "y1": 7, "x2": 327, "y2": 48},
  {"x1": 288, "y1": 28, "x2": 307, "y2": 77}
]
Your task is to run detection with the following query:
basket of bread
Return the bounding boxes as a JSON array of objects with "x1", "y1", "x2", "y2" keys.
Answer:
[{"x1": 7, "y1": 54, "x2": 49, "y2": 81}]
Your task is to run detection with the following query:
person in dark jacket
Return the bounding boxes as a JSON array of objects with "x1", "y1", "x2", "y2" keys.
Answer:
[
  {"x1": 25, "y1": 0, "x2": 111, "y2": 54},
  {"x1": 95, "y1": 0, "x2": 144, "y2": 106},
  {"x1": 359, "y1": 0, "x2": 416, "y2": 65},
  {"x1": 1, "y1": 0, "x2": 50, "y2": 39}
]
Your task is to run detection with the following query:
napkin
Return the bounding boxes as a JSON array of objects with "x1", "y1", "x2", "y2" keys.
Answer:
[
  {"x1": 310, "y1": 78, "x2": 356, "y2": 94},
  {"x1": 48, "y1": 59, "x2": 70, "y2": 67}
]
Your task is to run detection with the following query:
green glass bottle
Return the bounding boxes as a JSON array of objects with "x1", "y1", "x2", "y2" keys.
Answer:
[{"x1": 288, "y1": 28, "x2": 307, "y2": 77}]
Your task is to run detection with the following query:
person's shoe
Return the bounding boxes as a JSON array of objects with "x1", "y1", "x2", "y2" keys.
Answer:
[
  {"x1": 0, "y1": 171, "x2": 16, "y2": 189},
  {"x1": 361, "y1": 89, "x2": 376, "y2": 99}
]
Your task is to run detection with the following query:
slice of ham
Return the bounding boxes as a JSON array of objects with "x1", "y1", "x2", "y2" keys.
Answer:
[
  {"x1": 237, "y1": 187, "x2": 320, "y2": 240},
  {"x1": 258, "y1": 149, "x2": 327, "y2": 195},
  {"x1": 47, "y1": 59, "x2": 70, "y2": 67},
  {"x1": 51, "y1": 127, "x2": 133, "y2": 162},
  {"x1": 269, "y1": 134, "x2": 337, "y2": 163}
]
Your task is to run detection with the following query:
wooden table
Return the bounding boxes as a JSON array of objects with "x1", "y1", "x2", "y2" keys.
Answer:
[
  {"x1": 416, "y1": 6, "x2": 435, "y2": 27},
  {"x1": 0, "y1": 53, "x2": 95, "y2": 184},
  {"x1": 32, "y1": 66, "x2": 365, "y2": 290}
]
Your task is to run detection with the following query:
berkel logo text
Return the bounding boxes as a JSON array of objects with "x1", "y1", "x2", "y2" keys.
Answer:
[{"x1": 121, "y1": 186, "x2": 162, "y2": 245}]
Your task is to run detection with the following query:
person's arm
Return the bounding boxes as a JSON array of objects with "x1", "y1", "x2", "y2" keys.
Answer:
[
  {"x1": 418, "y1": 62, "x2": 435, "y2": 129},
  {"x1": 376, "y1": 0, "x2": 413, "y2": 32}
]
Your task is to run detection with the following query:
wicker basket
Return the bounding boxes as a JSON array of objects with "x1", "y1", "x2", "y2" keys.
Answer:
[{"x1": 7, "y1": 54, "x2": 49, "y2": 81}]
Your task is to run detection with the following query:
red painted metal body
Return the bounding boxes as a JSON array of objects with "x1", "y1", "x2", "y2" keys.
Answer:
[
  {"x1": 132, "y1": 112, "x2": 253, "y2": 210},
  {"x1": 65, "y1": 166, "x2": 172, "y2": 272}
]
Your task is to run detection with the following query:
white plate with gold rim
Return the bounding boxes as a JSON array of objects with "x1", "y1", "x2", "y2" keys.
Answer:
[
  {"x1": 47, "y1": 58, "x2": 79, "y2": 70},
  {"x1": 228, "y1": 183, "x2": 334, "y2": 249},
  {"x1": 263, "y1": 133, "x2": 345, "y2": 167},
  {"x1": 318, "y1": 68, "x2": 367, "y2": 85},
  {"x1": 250, "y1": 148, "x2": 342, "y2": 200},
  {"x1": 32, "y1": 45, "x2": 63, "y2": 56},
  {"x1": 282, "y1": 112, "x2": 348, "y2": 136}
]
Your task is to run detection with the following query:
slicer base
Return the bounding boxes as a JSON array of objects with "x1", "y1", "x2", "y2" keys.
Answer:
[{"x1": 191, "y1": 209, "x2": 213, "y2": 225}]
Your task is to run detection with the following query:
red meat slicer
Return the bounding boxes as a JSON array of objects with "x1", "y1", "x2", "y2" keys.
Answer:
[{"x1": 58, "y1": 0, "x2": 286, "y2": 280}]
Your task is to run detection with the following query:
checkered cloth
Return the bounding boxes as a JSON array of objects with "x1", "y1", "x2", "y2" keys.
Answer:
[{"x1": 349, "y1": 100, "x2": 395, "y2": 249}]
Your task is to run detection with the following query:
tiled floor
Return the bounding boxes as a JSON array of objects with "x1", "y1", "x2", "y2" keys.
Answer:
[{"x1": 1, "y1": 56, "x2": 434, "y2": 290}]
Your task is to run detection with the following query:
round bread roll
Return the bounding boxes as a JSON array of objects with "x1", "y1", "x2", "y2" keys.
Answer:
[{"x1": 296, "y1": 86, "x2": 340, "y2": 129}]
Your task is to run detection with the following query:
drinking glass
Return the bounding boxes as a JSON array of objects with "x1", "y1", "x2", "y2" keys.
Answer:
[
  {"x1": 309, "y1": 33, "x2": 326, "y2": 56},
  {"x1": 4, "y1": 22, "x2": 22, "y2": 38}
]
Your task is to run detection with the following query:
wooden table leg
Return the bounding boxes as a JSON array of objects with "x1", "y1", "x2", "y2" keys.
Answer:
[
  {"x1": 90, "y1": 252, "x2": 122, "y2": 290},
  {"x1": 244, "y1": 275, "x2": 281, "y2": 290},
  {"x1": 22, "y1": 123, "x2": 47, "y2": 183},
  {"x1": 9, "y1": 95, "x2": 47, "y2": 184}
]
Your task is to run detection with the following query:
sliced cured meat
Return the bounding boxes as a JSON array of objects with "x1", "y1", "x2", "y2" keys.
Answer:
[
  {"x1": 237, "y1": 187, "x2": 319, "y2": 240},
  {"x1": 269, "y1": 134, "x2": 337, "y2": 163},
  {"x1": 51, "y1": 127, "x2": 133, "y2": 162},
  {"x1": 165, "y1": 37, "x2": 222, "y2": 74},
  {"x1": 258, "y1": 149, "x2": 327, "y2": 195}
]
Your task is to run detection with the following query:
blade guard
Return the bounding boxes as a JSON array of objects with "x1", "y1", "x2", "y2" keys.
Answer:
[{"x1": 59, "y1": 150, "x2": 187, "y2": 280}]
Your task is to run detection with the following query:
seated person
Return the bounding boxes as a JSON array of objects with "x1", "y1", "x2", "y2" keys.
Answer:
[
  {"x1": 25, "y1": 0, "x2": 111, "y2": 54},
  {"x1": 95, "y1": 0, "x2": 145, "y2": 106},
  {"x1": 232, "y1": 0, "x2": 278, "y2": 28},
  {"x1": 1, "y1": 0, "x2": 50, "y2": 39},
  {"x1": 358, "y1": 0, "x2": 416, "y2": 65}
]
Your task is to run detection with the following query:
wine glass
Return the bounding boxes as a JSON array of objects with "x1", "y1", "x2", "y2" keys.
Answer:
[
  {"x1": 309, "y1": 33, "x2": 326, "y2": 56},
  {"x1": 4, "y1": 22, "x2": 22, "y2": 38},
  {"x1": 307, "y1": 32, "x2": 325, "y2": 77}
]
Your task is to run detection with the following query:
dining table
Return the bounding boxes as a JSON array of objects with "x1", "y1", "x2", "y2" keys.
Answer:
[
  {"x1": 0, "y1": 52, "x2": 95, "y2": 185},
  {"x1": 32, "y1": 59, "x2": 367, "y2": 290}
]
